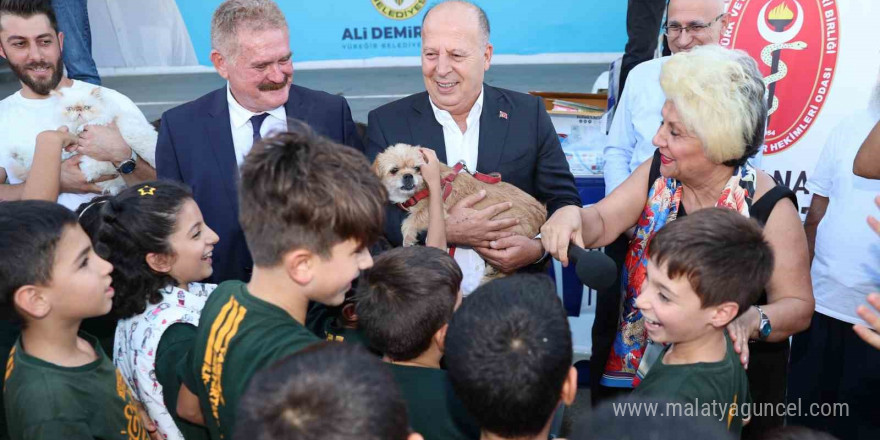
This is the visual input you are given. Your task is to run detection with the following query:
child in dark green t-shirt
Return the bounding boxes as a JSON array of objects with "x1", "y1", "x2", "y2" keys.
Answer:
[
  {"x1": 0, "y1": 201, "x2": 153, "y2": 440},
  {"x1": 444, "y1": 274, "x2": 578, "y2": 440},
  {"x1": 176, "y1": 128, "x2": 388, "y2": 440},
  {"x1": 632, "y1": 208, "x2": 776, "y2": 437},
  {"x1": 357, "y1": 246, "x2": 479, "y2": 440}
]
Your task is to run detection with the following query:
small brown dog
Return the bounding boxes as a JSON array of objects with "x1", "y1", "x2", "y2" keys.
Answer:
[{"x1": 372, "y1": 143, "x2": 547, "y2": 276}]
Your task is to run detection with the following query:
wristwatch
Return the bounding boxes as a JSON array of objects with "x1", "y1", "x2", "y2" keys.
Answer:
[
  {"x1": 116, "y1": 148, "x2": 138, "y2": 175},
  {"x1": 753, "y1": 305, "x2": 771, "y2": 341}
]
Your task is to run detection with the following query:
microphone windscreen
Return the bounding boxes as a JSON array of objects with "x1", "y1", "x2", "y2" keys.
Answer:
[{"x1": 567, "y1": 244, "x2": 618, "y2": 291}]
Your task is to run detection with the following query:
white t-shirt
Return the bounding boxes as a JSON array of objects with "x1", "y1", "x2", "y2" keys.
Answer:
[
  {"x1": 0, "y1": 80, "x2": 139, "y2": 210},
  {"x1": 429, "y1": 89, "x2": 485, "y2": 295},
  {"x1": 806, "y1": 108, "x2": 880, "y2": 325}
]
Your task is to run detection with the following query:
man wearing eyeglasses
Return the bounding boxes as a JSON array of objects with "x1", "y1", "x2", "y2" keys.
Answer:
[
  {"x1": 603, "y1": 0, "x2": 730, "y2": 198},
  {"x1": 591, "y1": 0, "x2": 736, "y2": 409}
]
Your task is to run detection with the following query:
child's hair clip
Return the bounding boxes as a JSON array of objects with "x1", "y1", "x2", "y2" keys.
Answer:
[{"x1": 138, "y1": 185, "x2": 157, "y2": 196}]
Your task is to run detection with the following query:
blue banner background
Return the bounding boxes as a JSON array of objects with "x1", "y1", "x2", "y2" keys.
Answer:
[{"x1": 176, "y1": 1, "x2": 628, "y2": 65}]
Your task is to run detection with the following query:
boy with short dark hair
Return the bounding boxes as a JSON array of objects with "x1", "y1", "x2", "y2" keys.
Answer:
[
  {"x1": 632, "y1": 208, "x2": 775, "y2": 436},
  {"x1": 234, "y1": 343, "x2": 423, "y2": 440},
  {"x1": 0, "y1": 200, "x2": 152, "y2": 439},
  {"x1": 306, "y1": 239, "x2": 392, "y2": 352},
  {"x1": 356, "y1": 246, "x2": 479, "y2": 440},
  {"x1": 177, "y1": 128, "x2": 387, "y2": 439},
  {"x1": 444, "y1": 274, "x2": 578, "y2": 440}
]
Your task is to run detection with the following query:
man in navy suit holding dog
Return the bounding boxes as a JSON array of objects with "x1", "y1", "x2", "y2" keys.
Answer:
[
  {"x1": 367, "y1": 0, "x2": 581, "y2": 293},
  {"x1": 157, "y1": 0, "x2": 362, "y2": 283}
]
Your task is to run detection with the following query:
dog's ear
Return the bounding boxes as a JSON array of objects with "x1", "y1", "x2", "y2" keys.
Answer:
[{"x1": 370, "y1": 156, "x2": 382, "y2": 176}]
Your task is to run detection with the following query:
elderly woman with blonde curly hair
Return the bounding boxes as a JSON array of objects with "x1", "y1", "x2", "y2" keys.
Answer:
[{"x1": 541, "y1": 45, "x2": 813, "y2": 434}]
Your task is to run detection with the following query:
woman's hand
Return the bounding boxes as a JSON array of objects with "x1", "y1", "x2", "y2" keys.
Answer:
[
  {"x1": 419, "y1": 148, "x2": 442, "y2": 190},
  {"x1": 727, "y1": 306, "x2": 761, "y2": 369},
  {"x1": 540, "y1": 205, "x2": 585, "y2": 267}
]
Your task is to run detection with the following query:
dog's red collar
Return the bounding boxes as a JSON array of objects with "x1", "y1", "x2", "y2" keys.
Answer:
[
  {"x1": 396, "y1": 163, "x2": 460, "y2": 211},
  {"x1": 396, "y1": 162, "x2": 501, "y2": 212}
]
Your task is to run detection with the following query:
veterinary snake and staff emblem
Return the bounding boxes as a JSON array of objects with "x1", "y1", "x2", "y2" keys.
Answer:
[
  {"x1": 761, "y1": 41, "x2": 807, "y2": 116},
  {"x1": 722, "y1": 0, "x2": 839, "y2": 154},
  {"x1": 756, "y1": 1, "x2": 806, "y2": 118}
]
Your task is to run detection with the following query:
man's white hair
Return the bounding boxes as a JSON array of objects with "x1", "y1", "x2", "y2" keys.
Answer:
[
  {"x1": 211, "y1": 0, "x2": 287, "y2": 61},
  {"x1": 660, "y1": 45, "x2": 767, "y2": 165}
]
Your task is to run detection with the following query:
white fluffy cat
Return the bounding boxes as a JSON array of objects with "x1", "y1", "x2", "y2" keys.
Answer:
[{"x1": 5, "y1": 85, "x2": 157, "y2": 195}]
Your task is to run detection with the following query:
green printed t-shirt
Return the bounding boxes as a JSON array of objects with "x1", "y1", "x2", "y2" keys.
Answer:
[
  {"x1": 390, "y1": 364, "x2": 480, "y2": 440},
  {"x1": 3, "y1": 332, "x2": 150, "y2": 440},
  {"x1": 633, "y1": 333, "x2": 751, "y2": 435},
  {"x1": 183, "y1": 280, "x2": 320, "y2": 440}
]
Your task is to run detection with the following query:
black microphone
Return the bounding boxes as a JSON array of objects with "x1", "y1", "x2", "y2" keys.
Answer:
[{"x1": 567, "y1": 244, "x2": 618, "y2": 291}]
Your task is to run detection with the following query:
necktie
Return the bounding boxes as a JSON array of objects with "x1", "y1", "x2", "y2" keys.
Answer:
[{"x1": 250, "y1": 113, "x2": 270, "y2": 143}]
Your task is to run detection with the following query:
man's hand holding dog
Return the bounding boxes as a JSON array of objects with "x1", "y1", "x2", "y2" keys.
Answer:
[
  {"x1": 475, "y1": 234, "x2": 544, "y2": 273},
  {"x1": 446, "y1": 190, "x2": 519, "y2": 248}
]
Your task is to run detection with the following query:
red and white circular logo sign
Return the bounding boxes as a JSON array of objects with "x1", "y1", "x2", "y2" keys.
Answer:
[{"x1": 722, "y1": 0, "x2": 839, "y2": 155}]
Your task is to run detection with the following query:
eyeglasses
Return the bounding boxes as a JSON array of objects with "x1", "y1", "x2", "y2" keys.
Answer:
[{"x1": 663, "y1": 13, "x2": 726, "y2": 38}]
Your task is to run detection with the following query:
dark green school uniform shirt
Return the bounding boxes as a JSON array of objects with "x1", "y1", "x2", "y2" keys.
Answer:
[
  {"x1": 156, "y1": 323, "x2": 209, "y2": 440},
  {"x1": 324, "y1": 322, "x2": 374, "y2": 351},
  {"x1": 3, "y1": 332, "x2": 150, "y2": 440},
  {"x1": 633, "y1": 334, "x2": 751, "y2": 436},
  {"x1": 182, "y1": 280, "x2": 320, "y2": 440},
  {"x1": 305, "y1": 303, "x2": 373, "y2": 350},
  {"x1": 390, "y1": 364, "x2": 480, "y2": 440}
]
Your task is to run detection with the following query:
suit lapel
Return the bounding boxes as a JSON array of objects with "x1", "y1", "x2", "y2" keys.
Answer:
[
  {"x1": 285, "y1": 85, "x2": 308, "y2": 125},
  {"x1": 409, "y1": 93, "x2": 447, "y2": 163},
  {"x1": 477, "y1": 85, "x2": 511, "y2": 173},
  {"x1": 206, "y1": 87, "x2": 239, "y2": 209}
]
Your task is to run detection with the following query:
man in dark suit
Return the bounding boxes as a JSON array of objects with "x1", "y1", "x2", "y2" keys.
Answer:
[
  {"x1": 366, "y1": 0, "x2": 580, "y2": 293},
  {"x1": 157, "y1": 0, "x2": 361, "y2": 283}
]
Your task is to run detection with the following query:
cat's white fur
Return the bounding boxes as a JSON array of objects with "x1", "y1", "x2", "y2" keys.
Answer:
[{"x1": 4, "y1": 85, "x2": 157, "y2": 195}]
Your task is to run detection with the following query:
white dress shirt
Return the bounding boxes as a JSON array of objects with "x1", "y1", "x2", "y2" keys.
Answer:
[
  {"x1": 603, "y1": 57, "x2": 670, "y2": 196},
  {"x1": 429, "y1": 88, "x2": 485, "y2": 295},
  {"x1": 226, "y1": 84, "x2": 287, "y2": 166},
  {"x1": 807, "y1": 108, "x2": 880, "y2": 326}
]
